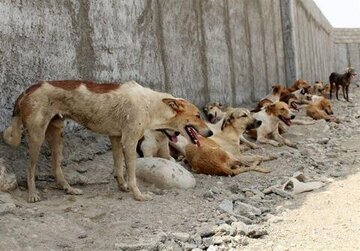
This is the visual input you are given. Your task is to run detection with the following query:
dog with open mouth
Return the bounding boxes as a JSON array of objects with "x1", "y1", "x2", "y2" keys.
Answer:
[
  {"x1": 3, "y1": 80, "x2": 212, "y2": 202},
  {"x1": 185, "y1": 109, "x2": 274, "y2": 176},
  {"x1": 249, "y1": 101, "x2": 297, "y2": 148}
]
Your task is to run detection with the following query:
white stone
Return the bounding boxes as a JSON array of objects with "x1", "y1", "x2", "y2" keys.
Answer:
[{"x1": 136, "y1": 157, "x2": 196, "y2": 189}]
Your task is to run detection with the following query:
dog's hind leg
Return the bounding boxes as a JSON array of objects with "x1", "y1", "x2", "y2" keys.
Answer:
[
  {"x1": 123, "y1": 139, "x2": 152, "y2": 201},
  {"x1": 46, "y1": 118, "x2": 83, "y2": 195},
  {"x1": 231, "y1": 160, "x2": 270, "y2": 175},
  {"x1": 110, "y1": 136, "x2": 129, "y2": 192}
]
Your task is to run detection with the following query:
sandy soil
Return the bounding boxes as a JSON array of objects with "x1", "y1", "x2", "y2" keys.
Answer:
[{"x1": 1, "y1": 86, "x2": 360, "y2": 250}]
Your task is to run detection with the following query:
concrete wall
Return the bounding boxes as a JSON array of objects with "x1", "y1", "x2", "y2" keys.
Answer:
[
  {"x1": 333, "y1": 29, "x2": 360, "y2": 76},
  {"x1": 291, "y1": 0, "x2": 335, "y2": 83},
  {"x1": 0, "y1": 0, "x2": 288, "y2": 131},
  {"x1": 1, "y1": 0, "x2": 360, "y2": 132}
]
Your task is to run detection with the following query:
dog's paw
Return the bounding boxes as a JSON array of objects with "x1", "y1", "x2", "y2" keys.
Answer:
[
  {"x1": 28, "y1": 192, "x2": 41, "y2": 203},
  {"x1": 65, "y1": 187, "x2": 83, "y2": 195},
  {"x1": 134, "y1": 193, "x2": 153, "y2": 201},
  {"x1": 118, "y1": 183, "x2": 130, "y2": 192}
]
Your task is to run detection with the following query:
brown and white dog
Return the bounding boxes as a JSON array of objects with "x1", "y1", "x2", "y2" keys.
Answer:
[
  {"x1": 3, "y1": 80, "x2": 212, "y2": 202},
  {"x1": 250, "y1": 101, "x2": 297, "y2": 147},
  {"x1": 287, "y1": 79, "x2": 310, "y2": 93},
  {"x1": 252, "y1": 84, "x2": 285, "y2": 112},
  {"x1": 329, "y1": 67, "x2": 357, "y2": 101},
  {"x1": 306, "y1": 97, "x2": 339, "y2": 123},
  {"x1": 185, "y1": 109, "x2": 273, "y2": 176}
]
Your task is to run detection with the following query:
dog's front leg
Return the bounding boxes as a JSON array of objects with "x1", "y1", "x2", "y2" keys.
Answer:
[
  {"x1": 123, "y1": 142, "x2": 152, "y2": 201},
  {"x1": 240, "y1": 135, "x2": 259, "y2": 149},
  {"x1": 272, "y1": 130, "x2": 297, "y2": 148},
  {"x1": 257, "y1": 136, "x2": 280, "y2": 147},
  {"x1": 110, "y1": 136, "x2": 129, "y2": 192}
]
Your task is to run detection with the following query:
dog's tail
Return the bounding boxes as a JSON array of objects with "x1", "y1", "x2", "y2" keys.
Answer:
[{"x1": 3, "y1": 93, "x2": 24, "y2": 147}]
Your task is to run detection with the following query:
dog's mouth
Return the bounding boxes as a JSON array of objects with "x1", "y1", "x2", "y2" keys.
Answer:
[
  {"x1": 159, "y1": 129, "x2": 179, "y2": 143},
  {"x1": 290, "y1": 101, "x2": 300, "y2": 111},
  {"x1": 279, "y1": 115, "x2": 292, "y2": 126},
  {"x1": 185, "y1": 125, "x2": 200, "y2": 147},
  {"x1": 325, "y1": 110, "x2": 333, "y2": 115}
]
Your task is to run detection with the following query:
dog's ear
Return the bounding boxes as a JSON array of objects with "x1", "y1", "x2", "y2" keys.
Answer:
[
  {"x1": 265, "y1": 103, "x2": 276, "y2": 115},
  {"x1": 162, "y1": 98, "x2": 185, "y2": 112},
  {"x1": 221, "y1": 113, "x2": 235, "y2": 130}
]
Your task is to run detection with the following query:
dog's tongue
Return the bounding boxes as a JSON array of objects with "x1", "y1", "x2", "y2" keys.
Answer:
[
  {"x1": 189, "y1": 127, "x2": 200, "y2": 147},
  {"x1": 170, "y1": 135, "x2": 178, "y2": 143}
]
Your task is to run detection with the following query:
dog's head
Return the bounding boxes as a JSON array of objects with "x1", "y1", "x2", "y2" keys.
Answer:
[
  {"x1": 293, "y1": 79, "x2": 310, "y2": 90},
  {"x1": 345, "y1": 67, "x2": 357, "y2": 78},
  {"x1": 281, "y1": 93, "x2": 300, "y2": 111},
  {"x1": 321, "y1": 83, "x2": 331, "y2": 97},
  {"x1": 318, "y1": 98, "x2": 333, "y2": 115},
  {"x1": 310, "y1": 81, "x2": 324, "y2": 95},
  {"x1": 266, "y1": 101, "x2": 295, "y2": 126},
  {"x1": 221, "y1": 108, "x2": 262, "y2": 132},
  {"x1": 271, "y1": 84, "x2": 285, "y2": 96},
  {"x1": 163, "y1": 98, "x2": 213, "y2": 146},
  {"x1": 203, "y1": 102, "x2": 225, "y2": 124}
]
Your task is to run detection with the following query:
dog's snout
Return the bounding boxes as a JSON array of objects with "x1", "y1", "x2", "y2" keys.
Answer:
[
  {"x1": 329, "y1": 111, "x2": 334, "y2": 115},
  {"x1": 291, "y1": 114, "x2": 296, "y2": 119},
  {"x1": 256, "y1": 120, "x2": 262, "y2": 126},
  {"x1": 175, "y1": 131, "x2": 180, "y2": 136},
  {"x1": 206, "y1": 130, "x2": 213, "y2": 137}
]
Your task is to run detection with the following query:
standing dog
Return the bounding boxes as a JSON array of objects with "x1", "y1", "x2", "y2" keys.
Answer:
[
  {"x1": 329, "y1": 67, "x2": 357, "y2": 101},
  {"x1": 3, "y1": 80, "x2": 212, "y2": 202}
]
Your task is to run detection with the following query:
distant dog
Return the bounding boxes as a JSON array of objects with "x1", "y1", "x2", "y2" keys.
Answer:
[
  {"x1": 329, "y1": 67, "x2": 357, "y2": 101},
  {"x1": 3, "y1": 80, "x2": 212, "y2": 202},
  {"x1": 306, "y1": 97, "x2": 339, "y2": 123},
  {"x1": 250, "y1": 101, "x2": 297, "y2": 147},
  {"x1": 185, "y1": 109, "x2": 273, "y2": 176},
  {"x1": 287, "y1": 79, "x2": 310, "y2": 93}
]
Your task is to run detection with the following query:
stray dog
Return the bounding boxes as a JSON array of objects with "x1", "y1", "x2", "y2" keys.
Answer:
[
  {"x1": 3, "y1": 80, "x2": 212, "y2": 202},
  {"x1": 329, "y1": 67, "x2": 357, "y2": 101},
  {"x1": 185, "y1": 109, "x2": 274, "y2": 176},
  {"x1": 309, "y1": 81, "x2": 324, "y2": 95},
  {"x1": 252, "y1": 84, "x2": 285, "y2": 112},
  {"x1": 203, "y1": 102, "x2": 230, "y2": 124},
  {"x1": 250, "y1": 101, "x2": 297, "y2": 147},
  {"x1": 203, "y1": 102, "x2": 258, "y2": 149},
  {"x1": 287, "y1": 79, "x2": 309, "y2": 93},
  {"x1": 137, "y1": 129, "x2": 179, "y2": 160},
  {"x1": 306, "y1": 97, "x2": 339, "y2": 123}
]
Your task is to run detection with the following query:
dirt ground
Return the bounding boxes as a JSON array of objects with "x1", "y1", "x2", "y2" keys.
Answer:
[{"x1": 1, "y1": 86, "x2": 360, "y2": 250}]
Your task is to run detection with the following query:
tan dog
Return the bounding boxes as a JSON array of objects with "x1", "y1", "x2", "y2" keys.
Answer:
[
  {"x1": 3, "y1": 80, "x2": 212, "y2": 202},
  {"x1": 185, "y1": 109, "x2": 273, "y2": 176},
  {"x1": 252, "y1": 84, "x2": 285, "y2": 112},
  {"x1": 251, "y1": 101, "x2": 297, "y2": 147},
  {"x1": 287, "y1": 79, "x2": 309, "y2": 92},
  {"x1": 306, "y1": 97, "x2": 339, "y2": 122}
]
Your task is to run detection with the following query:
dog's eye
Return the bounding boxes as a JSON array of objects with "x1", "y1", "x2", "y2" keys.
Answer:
[{"x1": 196, "y1": 114, "x2": 201, "y2": 118}]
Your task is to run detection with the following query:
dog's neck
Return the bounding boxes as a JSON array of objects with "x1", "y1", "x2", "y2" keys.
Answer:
[{"x1": 218, "y1": 125, "x2": 244, "y2": 144}]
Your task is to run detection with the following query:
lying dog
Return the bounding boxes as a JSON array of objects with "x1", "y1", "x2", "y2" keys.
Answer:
[
  {"x1": 3, "y1": 80, "x2": 212, "y2": 202},
  {"x1": 306, "y1": 97, "x2": 339, "y2": 123},
  {"x1": 185, "y1": 109, "x2": 273, "y2": 176},
  {"x1": 250, "y1": 101, "x2": 296, "y2": 147},
  {"x1": 287, "y1": 79, "x2": 309, "y2": 93},
  {"x1": 329, "y1": 67, "x2": 357, "y2": 101},
  {"x1": 137, "y1": 129, "x2": 179, "y2": 160},
  {"x1": 252, "y1": 84, "x2": 285, "y2": 112}
]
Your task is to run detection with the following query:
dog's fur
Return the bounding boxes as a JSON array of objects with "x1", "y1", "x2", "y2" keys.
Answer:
[
  {"x1": 329, "y1": 67, "x2": 357, "y2": 101},
  {"x1": 287, "y1": 79, "x2": 310, "y2": 93},
  {"x1": 3, "y1": 80, "x2": 212, "y2": 202},
  {"x1": 185, "y1": 109, "x2": 274, "y2": 176},
  {"x1": 306, "y1": 97, "x2": 339, "y2": 123},
  {"x1": 250, "y1": 101, "x2": 297, "y2": 147},
  {"x1": 137, "y1": 129, "x2": 179, "y2": 160},
  {"x1": 252, "y1": 84, "x2": 285, "y2": 112}
]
